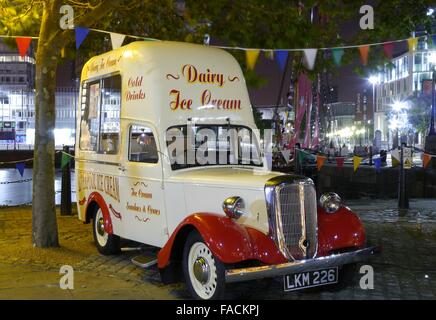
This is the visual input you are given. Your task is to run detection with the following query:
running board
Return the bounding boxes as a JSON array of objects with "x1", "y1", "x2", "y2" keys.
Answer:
[{"x1": 131, "y1": 255, "x2": 158, "y2": 268}]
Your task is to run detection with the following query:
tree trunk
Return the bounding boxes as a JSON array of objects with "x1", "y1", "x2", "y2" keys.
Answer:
[
  {"x1": 30, "y1": 0, "x2": 132, "y2": 247},
  {"x1": 32, "y1": 1, "x2": 61, "y2": 248}
]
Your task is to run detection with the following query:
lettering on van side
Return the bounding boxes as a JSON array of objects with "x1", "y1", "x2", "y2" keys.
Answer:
[
  {"x1": 130, "y1": 187, "x2": 152, "y2": 199},
  {"x1": 126, "y1": 202, "x2": 160, "y2": 216},
  {"x1": 78, "y1": 171, "x2": 120, "y2": 203},
  {"x1": 169, "y1": 89, "x2": 241, "y2": 111},
  {"x1": 165, "y1": 64, "x2": 240, "y2": 86},
  {"x1": 127, "y1": 181, "x2": 159, "y2": 217},
  {"x1": 166, "y1": 64, "x2": 242, "y2": 111},
  {"x1": 201, "y1": 89, "x2": 241, "y2": 110},
  {"x1": 126, "y1": 76, "x2": 145, "y2": 101},
  {"x1": 181, "y1": 64, "x2": 225, "y2": 87},
  {"x1": 86, "y1": 55, "x2": 120, "y2": 74}
]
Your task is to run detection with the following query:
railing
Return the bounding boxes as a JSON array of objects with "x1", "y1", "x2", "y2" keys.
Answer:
[{"x1": 0, "y1": 143, "x2": 68, "y2": 150}]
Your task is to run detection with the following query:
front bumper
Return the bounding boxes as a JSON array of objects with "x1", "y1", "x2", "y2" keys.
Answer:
[{"x1": 225, "y1": 245, "x2": 381, "y2": 283}]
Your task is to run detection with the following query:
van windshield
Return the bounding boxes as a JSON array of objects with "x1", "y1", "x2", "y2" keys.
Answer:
[{"x1": 166, "y1": 125, "x2": 263, "y2": 170}]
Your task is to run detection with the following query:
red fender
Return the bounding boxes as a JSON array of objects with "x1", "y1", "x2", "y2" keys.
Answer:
[
  {"x1": 245, "y1": 226, "x2": 287, "y2": 264},
  {"x1": 157, "y1": 213, "x2": 287, "y2": 269},
  {"x1": 158, "y1": 208, "x2": 366, "y2": 269},
  {"x1": 87, "y1": 192, "x2": 113, "y2": 235},
  {"x1": 317, "y1": 206, "x2": 366, "y2": 256}
]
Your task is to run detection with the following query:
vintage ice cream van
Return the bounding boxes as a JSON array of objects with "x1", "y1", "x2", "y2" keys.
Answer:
[{"x1": 75, "y1": 41, "x2": 379, "y2": 299}]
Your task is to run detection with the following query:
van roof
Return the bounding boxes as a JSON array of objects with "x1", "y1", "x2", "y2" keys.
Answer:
[{"x1": 81, "y1": 41, "x2": 256, "y2": 131}]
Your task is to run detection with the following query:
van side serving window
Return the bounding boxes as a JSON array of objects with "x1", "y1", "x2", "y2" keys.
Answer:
[
  {"x1": 99, "y1": 76, "x2": 121, "y2": 154},
  {"x1": 128, "y1": 125, "x2": 158, "y2": 163},
  {"x1": 79, "y1": 81, "x2": 100, "y2": 151},
  {"x1": 79, "y1": 74, "x2": 121, "y2": 154}
]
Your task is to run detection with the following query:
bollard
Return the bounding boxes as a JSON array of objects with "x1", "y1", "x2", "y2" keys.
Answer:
[
  {"x1": 60, "y1": 145, "x2": 72, "y2": 216},
  {"x1": 369, "y1": 146, "x2": 373, "y2": 166},
  {"x1": 398, "y1": 143, "x2": 409, "y2": 209}
]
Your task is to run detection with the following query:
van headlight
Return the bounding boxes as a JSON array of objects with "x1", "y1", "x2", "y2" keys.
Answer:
[
  {"x1": 319, "y1": 192, "x2": 342, "y2": 213},
  {"x1": 222, "y1": 196, "x2": 245, "y2": 219}
]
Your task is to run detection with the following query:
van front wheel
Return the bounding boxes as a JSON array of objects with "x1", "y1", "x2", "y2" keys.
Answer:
[
  {"x1": 183, "y1": 231, "x2": 225, "y2": 300},
  {"x1": 92, "y1": 207, "x2": 120, "y2": 255}
]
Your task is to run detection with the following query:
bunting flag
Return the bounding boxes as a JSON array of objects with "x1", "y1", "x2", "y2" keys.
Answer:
[
  {"x1": 383, "y1": 42, "x2": 394, "y2": 59},
  {"x1": 391, "y1": 149, "x2": 400, "y2": 167},
  {"x1": 15, "y1": 162, "x2": 25, "y2": 177},
  {"x1": 317, "y1": 155, "x2": 327, "y2": 171},
  {"x1": 61, "y1": 152, "x2": 73, "y2": 169},
  {"x1": 336, "y1": 157, "x2": 345, "y2": 170},
  {"x1": 358, "y1": 45, "x2": 370, "y2": 66},
  {"x1": 303, "y1": 49, "x2": 317, "y2": 70},
  {"x1": 423, "y1": 153, "x2": 432, "y2": 169},
  {"x1": 281, "y1": 149, "x2": 291, "y2": 164},
  {"x1": 110, "y1": 32, "x2": 126, "y2": 50},
  {"x1": 276, "y1": 50, "x2": 288, "y2": 71},
  {"x1": 331, "y1": 48, "x2": 344, "y2": 66},
  {"x1": 15, "y1": 37, "x2": 32, "y2": 58},
  {"x1": 246, "y1": 49, "x2": 260, "y2": 70},
  {"x1": 353, "y1": 156, "x2": 363, "y2": 172},
  {"x1": 374, "y1": 157, "x2": 382, "y2": 172},
  {"x1": 75, "y1": 27, "x2": 90, "y2": 49},
  {"x1": 296, "y1": 149, "x2": 309, "y2": 165},
  {"x1": 407, "y1": 37, "x2": 418, "y2": 52},
  {"x1": 265, "y1": 50, "x2": 274, "y2": 60}
]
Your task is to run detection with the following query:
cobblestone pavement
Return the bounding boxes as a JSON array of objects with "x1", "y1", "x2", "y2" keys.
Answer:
[{"x1": 1, "y1": 199, "x2": 436, "y2": 299}]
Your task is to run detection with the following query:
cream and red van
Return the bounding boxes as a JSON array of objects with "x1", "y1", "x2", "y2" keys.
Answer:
[{"x1": 75, "y1": 41, "x2": 379, "y2": 300}]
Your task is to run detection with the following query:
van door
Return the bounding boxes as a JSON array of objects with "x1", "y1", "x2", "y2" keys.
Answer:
[{"x1": 118, "y1": 123, "x2": 168, "y2": 248}]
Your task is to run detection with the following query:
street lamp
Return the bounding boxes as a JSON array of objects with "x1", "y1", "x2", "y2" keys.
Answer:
[
  {"x1": 392, "y1": 100, "x2": 407, "y2": 112},
  {"x1": 368, "y1": 75, "x2": 380, "y2": 142}
]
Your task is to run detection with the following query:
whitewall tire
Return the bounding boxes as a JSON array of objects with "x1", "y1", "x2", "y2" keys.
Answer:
[
  {"x1": 183, "y1": 231, "x2": 225, "y2": 300},
  {"x1": 92, "y1": 207, "x2": 120, "y2": 255}
]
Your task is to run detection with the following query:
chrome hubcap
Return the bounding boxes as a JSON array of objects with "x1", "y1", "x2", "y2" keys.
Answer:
[
  {"x1": 95, "y1": 209, "x2": 108, "y2": 247},
  {"x1": 188, "y1": 242, "x2": 218, "y2": 299},
  {"x1": 193, "y1": 257, "x2": 210, "y2": 284},
  {"x1": 97, "y1": 217, "x2": 105, "y2": 236}
]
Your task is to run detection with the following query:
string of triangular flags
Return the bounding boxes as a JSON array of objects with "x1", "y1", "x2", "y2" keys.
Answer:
[
  {"x1": 423, "y1": 152, "x2": 436, "y2": 169},
  {"x1": 216, "y1": 33, "x2": 424, "y2": 71},
  {"x1": 0, "y1": 27, "x2": 158, "y2": 59},
  {"x1": 0, "y1": 26, "x2": 434, "y2": 72},
  {"x1": 285, "y1": 149, "x2": 436, "y2": 173},
  {"x1": 0, "y1": 151, "x2": 73, "y2": 177}
]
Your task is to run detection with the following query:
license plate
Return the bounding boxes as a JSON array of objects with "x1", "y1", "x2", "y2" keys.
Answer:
[{"x1": 283, "y1": 267, "x2": 338, "y2": 291}]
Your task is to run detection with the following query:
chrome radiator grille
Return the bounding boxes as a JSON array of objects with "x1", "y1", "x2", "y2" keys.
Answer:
[{"x1": 265, "y1": 177, "x2": 318, "y2": 261}]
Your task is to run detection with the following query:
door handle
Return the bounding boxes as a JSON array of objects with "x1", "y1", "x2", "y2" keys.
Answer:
[{"x1": 118, "y1": 166, "x2": 127, "y2": 173}]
